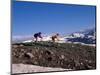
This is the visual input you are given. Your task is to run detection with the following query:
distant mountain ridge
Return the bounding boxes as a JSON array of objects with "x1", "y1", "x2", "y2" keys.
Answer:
[
  {"x1": 66, "y1": 27, "x2": 96, "y2": 44},
  {"x1": 12, "y1": 27, "x2": 96, "y2": 45}
]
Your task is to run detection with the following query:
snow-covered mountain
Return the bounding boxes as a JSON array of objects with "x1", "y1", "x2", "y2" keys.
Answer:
[
  {"x1": 22, "y1": 36, "x2": 52, "y2": 43},
  {"x1": 12, "y1": 35, "x2": 52, "y2": 43},
  {"x1": 12, "y1": 35, "x2": 33, "y2": 43},
  {"x1": 65, "y1": 28, "x2": 96, "y2": 44}
]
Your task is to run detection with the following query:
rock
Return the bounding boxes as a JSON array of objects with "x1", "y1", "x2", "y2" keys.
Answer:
[
  {"x1": 39, "y1": 55, "x2": 42, "y2": 59},
  {"x1": 72, "y1": 45, "x2": 74, "y2": 47},
  {"x1": 24, "y1": 52, "x2": 34, "y2": 59},
  {"x1": 60, "y1": 55, "x2": 65, "y2": 59},
  {"x1": 21, "y1": 49, "x2": 24, "y2": 52},
  {"x1": 34, "y1": 61, "x2": 38, "y2": 65},
  {"x1": 13, "y1": 45, "x2": 18, "y2": 48},
  {"x1": 47, "y1": 57, "x2": 52, "y2": 61},
  {"x1": 45, "y1": 50, "x2": 51, "y2": 55},
  {"x1": 20, "y1": 44, "x2": 24, "y2": 47}
]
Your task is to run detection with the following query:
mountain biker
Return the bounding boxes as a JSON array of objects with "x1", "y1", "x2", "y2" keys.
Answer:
[
  {"x1": 34, "y1": 32, "x2": 42, "y2": 42},
  {"x1": 51, "y1": 33, "x2": 59, "y2": 42}
]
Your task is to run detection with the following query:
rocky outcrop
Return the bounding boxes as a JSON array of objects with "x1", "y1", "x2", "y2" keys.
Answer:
[{"x1": 12, "y1": 42, "x2": 96, "y2": 71}]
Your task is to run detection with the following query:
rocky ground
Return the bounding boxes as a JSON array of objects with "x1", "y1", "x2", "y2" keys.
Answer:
[{"x1": 12, "y1": 41, "x2": 96, "y2": 74}]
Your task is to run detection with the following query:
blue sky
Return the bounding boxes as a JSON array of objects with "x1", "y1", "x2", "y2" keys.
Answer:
[{"x1": 12, "y1": 1, "x2": 96, "y2": 36}]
